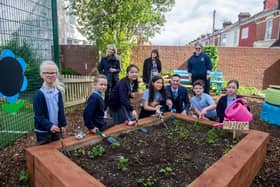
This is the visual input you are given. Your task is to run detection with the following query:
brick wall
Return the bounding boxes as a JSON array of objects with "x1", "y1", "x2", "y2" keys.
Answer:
[
  {"x1": 131, "y1": 45, "x2": 280, "y2": 89},
  {"x1": 60, "y1": 45, "x2": 99, "y2": 75}
]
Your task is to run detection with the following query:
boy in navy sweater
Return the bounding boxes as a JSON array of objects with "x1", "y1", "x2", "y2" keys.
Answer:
[{"x1": 83, "y1": 75, "x2": 112, "y2": 134}]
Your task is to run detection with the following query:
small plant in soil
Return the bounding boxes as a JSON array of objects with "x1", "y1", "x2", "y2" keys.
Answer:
[
  {"x1": 179, "y1": 129, "x2": 189, "y2": 139},
  {"x1": 19, "y1": 170, "x2": 29, "y2": 186},
  {"x1": 173, "y1": 119, "x2": 180, "y2": 128},
  {"x1": 87, "y1": 144, "x2": 105, "y2": 159},
  {"x1": 111, "y1": 142, "x2": 120, "y2": 148},
  {"x1": 136, "y1": 176, "x2": 156, "y2": 187},
  {"x1": 159, "y1": 166, "x2": 173, "y2": 174},
  {"x1": 206, "y1": 128, "x2": 219, "y2": 144},
  {"x1": 223, "y1": 144, "x2": 234, "y2": 155},
  {"x1": 117, "y1": 156, "x2": 128, "y2": 171},
  {"x1": 73, "y1": 148, "x2": 85, "y2": 157},
  {"x1": 216, "y1": 128, "x2": 227, "y2": 138},
  {"x1": 193, "y1": 120, "x2": 202, "y2": 132}
]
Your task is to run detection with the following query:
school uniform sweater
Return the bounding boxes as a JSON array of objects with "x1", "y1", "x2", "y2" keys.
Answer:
[
  {"x1": 109, "y1": 77, "x2": 137, "y2": 111},
  {"x1": 83, "y1": 91, "x2": 106, "y2": 129},
  {"x1": 33, "y1": 89, "x2": 66, "y2": 132}
]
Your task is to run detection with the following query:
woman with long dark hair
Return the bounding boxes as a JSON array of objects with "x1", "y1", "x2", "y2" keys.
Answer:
[
  {"x1": 139, "y1": 75, "x2": 167, "y2": 118},
  {"x1": 142, "y1": 49, "x2": 162, "y2": 88}
]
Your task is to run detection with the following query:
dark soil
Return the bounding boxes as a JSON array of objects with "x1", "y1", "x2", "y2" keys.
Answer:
[
  {"x1": 0, "y1": 96, "x2": 279, "y2": 187},
  {"x1": 68, "y1": 119, "x2": 238, "y2": 187}
]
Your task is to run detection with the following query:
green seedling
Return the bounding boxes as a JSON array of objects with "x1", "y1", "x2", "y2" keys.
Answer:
[
  {"x1": 136, "y1": 176, "x2": 156, "y2": 187},
  {"x1": 179, "y1": 129, "x2": 189, "y2": 139},
  {"x1": 159, "y1": 166, "x2": 173, "y2": 174},
  {"x1": 117, "y1": 156, "x2": 128, "y2": 171},
  {"x1": 173, "y1": 119, "x2": 180, "y2": 128},
  {"x1": 87, "y1": 144, "x2": 105, "y2": 159},
  {"x1": 73, "y1": 148, "x2": 85, "y2": 157},
  {"x1": 19, "y1": 170, "x2": 29, "y2": 185},
  {"x1": 216, "y1": 128, "x2": 226, "y2": 138},
  {"x1": 223, "y1": 144, "x2": 234, "y2": 155},
  {"x1": 206, "y1": 128, "x2": 219, "y2": 144},
  {"x1": 111, "y1": 142, "x2": 121, "y2": 148},
  {"x1": 194, "y1": 120, "x2": 201, "y2": 132}
]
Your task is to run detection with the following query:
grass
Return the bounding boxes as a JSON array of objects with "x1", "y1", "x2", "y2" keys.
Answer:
[{"x1": 0, "y1": 109, "x2": 34, "y2": 148}]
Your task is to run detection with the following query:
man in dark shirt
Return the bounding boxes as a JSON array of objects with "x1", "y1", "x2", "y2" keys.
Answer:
[{"x1": 165, "y1": 74, "x2": 190, "y2": 115}]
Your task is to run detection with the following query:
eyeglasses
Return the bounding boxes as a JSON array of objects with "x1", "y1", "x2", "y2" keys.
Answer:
[
  {"x1": 195, "y1": 48, "x2": 201, "y2": 50},
  {"x1": 42, "y1": 72, "x2": 57, "y2": 75}
]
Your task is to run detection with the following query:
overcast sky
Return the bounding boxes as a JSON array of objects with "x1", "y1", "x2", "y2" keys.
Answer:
[{"x1": 150, "y1": 0, "x2": 263, "y2": 45}]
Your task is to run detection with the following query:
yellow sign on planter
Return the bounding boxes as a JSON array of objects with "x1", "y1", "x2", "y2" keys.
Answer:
[{"x1": 223, "y1": 121, "x2": 249, "y2": 131}]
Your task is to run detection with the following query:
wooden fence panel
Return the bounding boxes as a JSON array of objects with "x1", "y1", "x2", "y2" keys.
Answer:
[{"x1": 62, "y1": 75, "x2": 94, "y2": 107}]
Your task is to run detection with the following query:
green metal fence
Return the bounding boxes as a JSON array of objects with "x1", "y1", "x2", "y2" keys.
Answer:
[{"x1": 0, "y1": 0, "x2": 55, "y2": 148}]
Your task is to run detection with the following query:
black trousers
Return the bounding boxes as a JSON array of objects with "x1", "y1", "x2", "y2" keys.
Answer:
[{"x1": 36, "y1": 132, "x2": 60, "y2": 145}]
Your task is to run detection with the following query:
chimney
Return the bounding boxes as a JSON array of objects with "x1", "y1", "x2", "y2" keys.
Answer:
[
  {"x1": 263, "y1": 0, "x2": 279, "y2": 10},
  {"x1": 238, "y1": 12, "x2": 251, "y2": 23},
  {"x1": 223, "y1": 21, "x2": 232, "y2": 28}
]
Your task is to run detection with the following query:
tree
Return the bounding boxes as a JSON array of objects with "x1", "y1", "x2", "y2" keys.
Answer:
[{"x1": 69, "y1": 0, "x2": 175, "y2": 76}]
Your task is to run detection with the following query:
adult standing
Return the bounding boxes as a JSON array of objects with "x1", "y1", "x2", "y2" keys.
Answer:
[
  {"x1": 143, "y1": 49, "x2": 162, "y2": 88},
  {"x1": 187, "y1": 42, "x2": 212, "y2": 94},
  {"x1": 165, "y1": 74, "x2": 190, "y2": 115},
  {"x1": 98, "y1": 44, "x2": 120, "y2": 115}
]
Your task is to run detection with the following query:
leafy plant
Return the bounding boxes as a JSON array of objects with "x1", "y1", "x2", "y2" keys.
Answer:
[
  {"x1": 61, "y1": 67, "x2": 81, "y2": 75},
  {"x1": 178, "y1": 129, "x2": 189, "y2": 139},
  {"x1": 203, "y1": 45, "x2": 218, "y2": 71},
  {"x1": 19, "y1": 170, "x2": 29, "y2": 185},
  {"x1": 206, "y1": 128, "x2": 218, "y2": 144},
  {"x1": 159, "y1": 166, "x2": 173, "y2": 174},
  {"x1": 111, "y1": 142, "x2": 121, "y2": 148},
  {"x1": 87, "y1": 144, "x2": 105, "y2": 159},
  {"x1": 193, "y1": 120, "x2": 201, "y2": 132},
  {"x1": 216, "y1": 128, "x2": 226, "y2": 138},
  {"x1": 223, "y1": 144, "x2": 234, "y2": 155},
  {"x1": 173, "y1": 119, "x2": 180, "y2": 128},
  {"x1": 117, "y1": 156, "x2": 129, "y2": 172},
  {"x1": 136, "y1": 176, "x2": 156, "y2": 187},
  {"x1": 73, "y1": 148, "x2": 85, "y2": 157}
]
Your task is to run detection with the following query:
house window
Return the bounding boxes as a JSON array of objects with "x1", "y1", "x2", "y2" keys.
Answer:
[
  {"x1": 265, "y1": 18, "x2": 273, "y2": 40},
  {"x1": 241, "y1": 27, "x2": 248, "y2": 39}
]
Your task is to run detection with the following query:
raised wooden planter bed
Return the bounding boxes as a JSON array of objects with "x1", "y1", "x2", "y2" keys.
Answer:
[{"x1": 25, "y1": 113, "x2": 269, "y2": 187}]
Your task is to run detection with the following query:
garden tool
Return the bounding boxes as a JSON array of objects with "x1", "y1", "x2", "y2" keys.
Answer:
[
  {"x1": 159, "y1": 112, "x2": 168, "y2": 129},
  {"x1": 59, "y1": 127, "x2": 71, "y2": 157},
  {"x1": 139, "y1": 127, "x2": 148, "y2": 133},
  {"x1": 96, "y1": 129, "x2": 120, "y2": 145}
]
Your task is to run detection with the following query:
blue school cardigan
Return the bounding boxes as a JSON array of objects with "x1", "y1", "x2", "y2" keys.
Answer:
[{"x1": 33, "y1": 90, "x2": 66, "y2": 132}]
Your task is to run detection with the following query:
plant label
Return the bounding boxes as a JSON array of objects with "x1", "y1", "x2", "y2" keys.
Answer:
[{"x1": 223, "y1": 121, "x2": 249, "y2": 131}]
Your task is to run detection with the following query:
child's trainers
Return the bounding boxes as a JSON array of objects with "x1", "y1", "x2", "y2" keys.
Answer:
[
  {"x1": 127, "y1": 120, "x2": 136, "y2": 126},
  {"x1": 104, "y1": 111, "x2": 108, "y2": 119}
]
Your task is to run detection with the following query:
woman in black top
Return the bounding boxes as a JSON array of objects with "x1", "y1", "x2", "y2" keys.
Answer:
[
  {"x1": 98, "y1": 44, "x2": 120, "y2": 112},
  {"x1": 142, "y1": 49, "x2": 162, "y2": 88}
]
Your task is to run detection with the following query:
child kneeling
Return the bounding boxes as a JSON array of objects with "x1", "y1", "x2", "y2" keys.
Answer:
[{"x1": 191, "y1": 80, "x2": 217, "y2": 120}]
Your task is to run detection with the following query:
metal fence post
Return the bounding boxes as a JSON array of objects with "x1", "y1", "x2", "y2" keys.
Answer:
[{"x1": 51, "y1": 0, "x2": 60, "y2": 68}]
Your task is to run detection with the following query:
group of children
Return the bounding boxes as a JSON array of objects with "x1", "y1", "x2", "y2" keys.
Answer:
[{"x1": 34, "y1": 61, "x2": 245, "y2": 145}]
